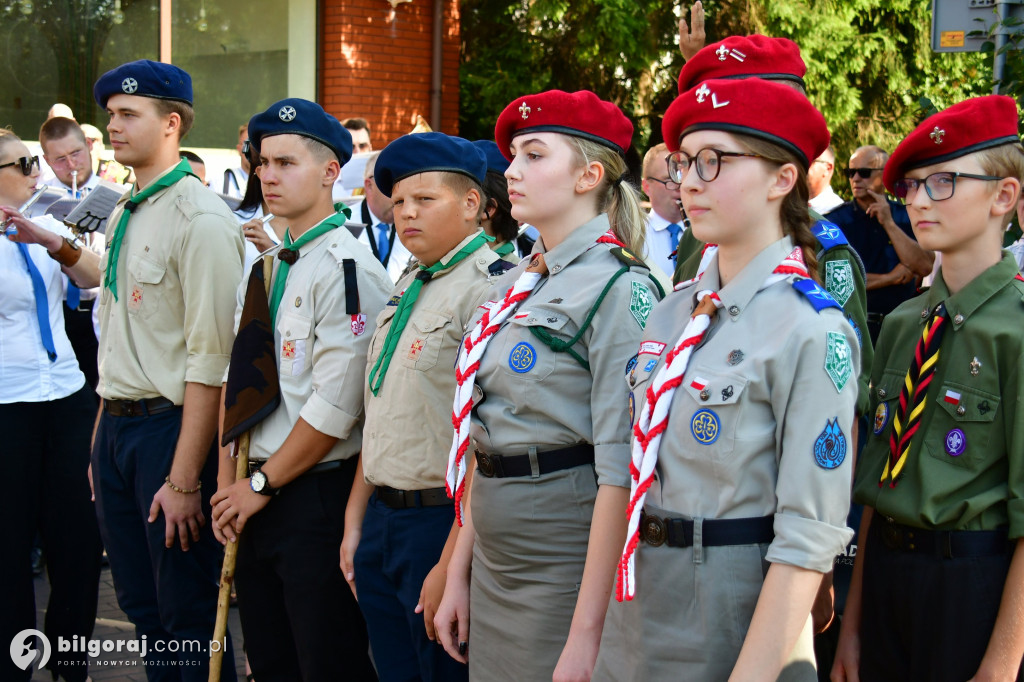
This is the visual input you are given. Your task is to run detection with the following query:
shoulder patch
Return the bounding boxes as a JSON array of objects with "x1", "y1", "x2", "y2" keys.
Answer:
[
  {"x1": 610, "y1": 246, "x2": 648, "y2": 270},
  {"x1": 792, "y1": 278, "x2": 843, "y2": 313},
  {"x1": 812, "y1": 219, "x2": 849, "y2": 252},
  {"x1": 629, "y1": 281, "x2": 655, "y2": 328},
  {"x1": 824, "y1": 331, "x2": 852, "y2": 393},
  {"x1": 814, "y1": 419, "x2": 847, "y2": 469},
  {"x1": 824, "y1": 259, "x2": 855, "y2": 306}
]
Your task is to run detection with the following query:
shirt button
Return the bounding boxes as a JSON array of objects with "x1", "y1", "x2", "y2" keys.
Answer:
[
  {"x1": 552, "y1": 265, "x2": 562, "y2": 273},
  {"x1": 699, "y1": 389, "x2": 710, "y2": 401},
  {"x1": 294, "y1": 297, "x2": 302, "y2": 307},
  {"x1": 954, "y1": 313, "x2": 964, "y2": 325},
  {"x1": 921, "y1": 309, "x2": 930, "y2": 319},
  {"x1": 728, "y1": 305, "x2": 740, "y2": 316},
  {"x1": 477, "y1": 258, "x2": 486, "y2": 265},
  {"x1": 956, "y1": 405, "x2": 966, "y2": 416},
  {"x1": 878, "y1": 388, "x2": 887, "y2": 399}
]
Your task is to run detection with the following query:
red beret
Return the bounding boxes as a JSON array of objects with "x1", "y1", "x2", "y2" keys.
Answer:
[
  {"x1": 678, "y1": 35, "x2": 806, "y2": 93},
  {"x1": 883, "y1": 95, "x2": 1021, "y2": 194},
  {"x1": 662, "y1": 78, "x2": 829, "y2": 168},
  {"x1": 494, "y1": 90, "x2": 633, "y2": 161}
]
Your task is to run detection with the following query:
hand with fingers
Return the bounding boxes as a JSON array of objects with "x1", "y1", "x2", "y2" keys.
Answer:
[
  {"x1": 679, "y1": 1, "x2": 706, "y2": 61},
  {"x1": 149, "y1": 479, "x2": 207, "y2": 551}
]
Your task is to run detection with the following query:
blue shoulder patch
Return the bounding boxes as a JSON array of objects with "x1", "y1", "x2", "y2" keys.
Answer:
[
  {"x1": 792, "y1": 278, "x2": 843, "y2": 313},
  {"x1": 812, "y1": 219, "x2": 849, "y2": 252}
]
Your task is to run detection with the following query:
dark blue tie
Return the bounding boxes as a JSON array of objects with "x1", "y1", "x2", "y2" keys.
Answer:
[
  {"x1": 16, "y1": 242, "x2": 57, "y2": 361},
  {"x1": 376, "y1": 223, "x2": 390, "y2": 264},
  {"x1": 666, "y1": 222, "x2": 682, "y2": 261}
]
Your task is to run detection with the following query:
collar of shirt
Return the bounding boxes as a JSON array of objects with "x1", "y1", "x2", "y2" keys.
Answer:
[
  {"x1": 427, "y1": 228, "x2": 489, "y2": 281},
  {"x1": 46, "y1": 172, "x2": 101, "y2": 195},
  {"x1": 923, "y1": 251, "x2": 1022, "y2": 330},
  {"x1": 116, "y1": 160, "x2": 187, "y2": 209},
  {"x1": 536, "y1": 213, "x2": 612, "y2": 277},
  {"x1": 705, "y1": 237, "x2": 796, "y2": 322},
  {"x1": 646, "y1": 209, "x2": 677, "y2": 232},
  {"x1": 276, "y1": 212, "x2": 344, "y2": 260}
]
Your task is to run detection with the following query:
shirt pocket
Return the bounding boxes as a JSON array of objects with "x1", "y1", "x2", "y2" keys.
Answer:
[
  {"x1": 277, "y1": 310, "x2": 313, "y2": 377},
  {"x1": 923, "y1": 380, "x2": 1000, "y2": 470},
  {"x1": 399, "y1": 309, "x2": 453, "y2": 372},
  {"x1": 498, "y1": 310, "x2": 569, "y2": 382},
  {"x1": 677, "y1": 368, "x2": 748, "y2": 459},
  {"x1": 127, "y1": 254, "x2": 166, "y2": 320},
  {"x1": 369, "y1": 305, "x2": 399, "y2": 364}
]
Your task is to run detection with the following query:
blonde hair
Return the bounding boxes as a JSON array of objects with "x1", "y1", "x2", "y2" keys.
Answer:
[
  {"x1": 567, "y1": 136, "x2": 646, "y2": 255},
  {"x1": 975, "y1": 142, "x2": 1024, "y2": 228},
  {"x1": 733, "y1": 133, "x2": 820, "y2": 281}
]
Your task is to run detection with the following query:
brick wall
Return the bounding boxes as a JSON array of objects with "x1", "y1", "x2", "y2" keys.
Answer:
[{"x1": 320, "y1": 0, "x2": 461, "y2": 148}]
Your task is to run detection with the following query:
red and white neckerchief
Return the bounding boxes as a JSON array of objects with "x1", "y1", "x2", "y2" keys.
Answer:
[
  {"x1": 446, "y1": 230, "x2": 625, "y2": 525},
  {"x1": 616, "y1": 244, "x2": 809, "y2": 601}
]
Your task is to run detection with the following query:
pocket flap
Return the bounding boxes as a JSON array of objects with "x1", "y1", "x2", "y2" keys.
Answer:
[
  {"x1": 935, "y1": 382, "x2": 999, "y2": 423},
  {"x1": 130, "y1": 255, "x2": 166, "y2": 285},
  {"x1": 277, "y1": 311, "x2": 312, "y2": 340},
  {"x1": 411, "y1": 310, "x2": 452, "y2": 334},
  {"x1": 681, "y1": 370, "x2": 748, "y2": 406},
  {"x1": 508, "y1": 308, "x2": 569, "y2": 332}
]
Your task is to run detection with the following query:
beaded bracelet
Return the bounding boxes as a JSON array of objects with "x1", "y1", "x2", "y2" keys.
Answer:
[{"x1": 164, "y1": 476, "x2": 202, "y2": 494}]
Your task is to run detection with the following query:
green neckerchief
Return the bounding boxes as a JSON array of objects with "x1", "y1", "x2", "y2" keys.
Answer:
[
  {"x1": 368, "y1": 231, "x2": 491, "y2": 396},
  {"x1": 495, "y1": 241, "x2": 516, "y2": 257},
  {"x1": 268, "y1": 205, "x2": 352, "y2": 322},
  {"x1": 104, "y1": 158, "x2": 197, "y2": 300}
]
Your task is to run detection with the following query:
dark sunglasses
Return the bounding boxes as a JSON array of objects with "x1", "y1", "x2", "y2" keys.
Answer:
[
  {"x1": 844, "y1": 167, "x2": 882, "y2": 180},
  {"x1": 0, "y1": 156, "x2": 40, "y2": 176}
]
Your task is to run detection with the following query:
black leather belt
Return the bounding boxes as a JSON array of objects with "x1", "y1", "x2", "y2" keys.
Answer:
[
  {"x1": 475, "y1": 444, "x2": 595, "y2": 478},
  {"x1": 872, "y1": 515, "x2": 1011, "y2": 559},
  {"x1": 375, "y1": 486, "x2": 451, "y2": 509},
  {"x1": 248, "y1": 459, "x2": 348, "y2": 478},
  {"x1": 103, "y1": 396, "x2": 177, "y2": 417},
  {"x1": 640, "y1": 512, "x2": 775, "y2": 548}
]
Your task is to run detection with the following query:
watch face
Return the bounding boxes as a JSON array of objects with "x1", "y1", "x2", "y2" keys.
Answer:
[{"x1": 251, "y1": 471, "x2": 266, "y2": 492}]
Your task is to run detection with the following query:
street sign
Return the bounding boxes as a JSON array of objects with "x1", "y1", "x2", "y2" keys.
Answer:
[{"x1": 932, "y1": 0, "x2": 1024, "y2": 52}]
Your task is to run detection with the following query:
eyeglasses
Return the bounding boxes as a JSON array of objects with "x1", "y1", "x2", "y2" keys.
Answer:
[
  {"x1": 0, "y1": 156, "x2": 40, "y2": 176},
  {"x1": 645, "y1": 176, "x2": 681, "y2": 191},
  {"x1": 844, "y1": 167, "x2": 882, "y2": 180},
  {"x1": 49, "y1": 148, "x2": 87, "y2": 168},
  {"x1": 893, "y1": 172, "x2": 1004, "y2": 202},
  {"x1": 667, "y1": 148, "x2": 763, "y2": 183}
]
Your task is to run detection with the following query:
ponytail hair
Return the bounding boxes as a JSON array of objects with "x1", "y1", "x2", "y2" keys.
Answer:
[
  {"x1": 566, "y1": 136, "x2": 647, "y2": 255},
  {"x1": 732, "y1": 133, "x2": 819, "y2": 281}
]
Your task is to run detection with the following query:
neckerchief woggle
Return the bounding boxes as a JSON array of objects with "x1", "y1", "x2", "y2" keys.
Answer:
[
  {"x1": 368, "y1": 231, "x2": 493, "y2": 396},
  {"x1": 268, "y1": 205, "x2": 352, "y2": 322},
  {"x1": 104, "y1": 158, "x2": 197, "y2": 300}
]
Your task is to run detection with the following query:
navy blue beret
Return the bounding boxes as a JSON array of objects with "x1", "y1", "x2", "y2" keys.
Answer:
[
  {"x1": 473, "y1": 140, "x2": 510, "y2": 174},
  {"x1": 375, "y1": 133, "x2": 487, "y2": 198},
  {"x1": 247, "y1": 98, "x2": 353, "y2": 166},
  {"x1": 94, "y1": 60, "x2": 192, "y2": 108}
]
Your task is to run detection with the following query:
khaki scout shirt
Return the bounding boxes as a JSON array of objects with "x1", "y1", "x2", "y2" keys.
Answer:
[
  {"x1": 97, "y1": 166, "x2": 244, "y2": 404},
  {"x1": 639, "y1": 238, "x2": 857, "y2": 573},
  {"x1": 469, "y1": 214, "x2": 662, "y2": 489},
  {"x1": 853, "y1": 252, "x2": 1024, "y2": 536},
  {"x1": 234, "y1": 222, "x2": 391, "y2": 463},
  {"x1": 673, "y1": 211, "x2": 873, "y2": 415},
  {"x1": 362, "y1": 230, "x2": 504, "y2": 490}
]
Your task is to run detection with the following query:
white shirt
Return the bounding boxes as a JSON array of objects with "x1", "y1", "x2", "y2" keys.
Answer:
[
  {"x1": 44, "y1": 171, "x2": 101, "y2": 199},
  {"x1": 644, "y1": 209, "x2": 684, "y2": 279},
  {"x1": 349, "y1": 199, "x2": 414, "y2": 283},
  {"x1": 809, "y1": 186, "x2": 844, "y2": 214},
  {"x1": 42, "y1": 173, "x2": 113, "y2": 304},
  {"x1": 0, "y1": 215, "x2": 86, "y2": 403}
]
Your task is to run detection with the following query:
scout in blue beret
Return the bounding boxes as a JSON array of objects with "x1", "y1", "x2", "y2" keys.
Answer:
[
  {"x1": 345, "y1": 131, "x2": 510, "y2": 682},
  {"x1": 836, "y1": 96, "x2": 1024, "y2": 682},
  {"x1": 89, "y1": 59, "x2": 245, "y2": 679},
  {"x1": 473, "y1": 139, "x2": 533, "y2": 261},
  {"x1": 211, "y1": 97, "x2": 388, "y2": 680}
]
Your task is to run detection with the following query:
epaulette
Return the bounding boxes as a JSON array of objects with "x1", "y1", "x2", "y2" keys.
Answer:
[
  {"x1": 792, "y1": 278, "x2": 843, "y2": 313},
  {"x1": 610, "y1": 246, "x2": 648, "y2": 270},
  {"x1": 811, "y1": 219, "x2": 849, "y2": 252},
  {"x1": 488, "y1": 259, "x2": 517, "y2": 276}
]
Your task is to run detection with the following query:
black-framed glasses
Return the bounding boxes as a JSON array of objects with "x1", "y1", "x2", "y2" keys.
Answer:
[
  {"x1": 0, "y1": 156, "x2": 40, "y2": 176},
  {"x1": 645, "y1": 176, "x2": 681, "y2": 191},
  {"x1": 893, "y1": 172, "x2": 1004, "y2": 202},
  {"x1": 844, "y1": 167, "x2": 882, "y2": 180},
  {"x1": 667, "y1": 148, "x2": 763, "y2": 183}
]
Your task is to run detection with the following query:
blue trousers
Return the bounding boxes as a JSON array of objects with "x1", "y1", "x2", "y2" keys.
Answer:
[
  {"x1": 354, "y1": 495, "x2": 467, "y2": 682},
  {"x1": 92, "y1": 407, "x2": 234, "y2": 681}
]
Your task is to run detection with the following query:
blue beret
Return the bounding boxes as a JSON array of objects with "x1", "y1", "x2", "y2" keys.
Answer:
[
  {"x1": 247, "y1": 98, "x2": 353, "y2": 166},
  {"x1": 473, "y1": 140, "x2": 510, "y2": 174},
  {"x1": 94, "y1": 60, "x2": 192, "y2": 108},
  {"x1": 375, "y1": 133, "x2": 486, "y2": 198}
]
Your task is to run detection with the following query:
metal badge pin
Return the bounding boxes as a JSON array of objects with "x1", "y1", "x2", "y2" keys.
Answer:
[
  {"x1": 953, "y1": 313, "x2": 964, "y2": 325},
  {"x1": 699, "y1": 389, "x2": 710, "y2": 401},
  {"x1": 728, "y1": 349, "x2": 744, "y2": 366},
  {"x1": 970, "y1": 357, "x2": 981, "y2": 376},
  {"x1": 294, "y1": 297, "x2": 302, "y2": 307}
]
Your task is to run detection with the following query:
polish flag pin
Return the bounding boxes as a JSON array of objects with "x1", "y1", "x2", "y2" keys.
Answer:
[
  {"x1": 690, "y1": 377, "x2": 708, "y2": 391},
  {"x1": 943, "y1": 389, "x2": 961, "y2": 405}
]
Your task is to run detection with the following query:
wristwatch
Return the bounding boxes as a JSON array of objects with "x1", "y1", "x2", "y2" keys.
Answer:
[{"x1": 250, "y1": 470, "x2": 277, "y2": 496}]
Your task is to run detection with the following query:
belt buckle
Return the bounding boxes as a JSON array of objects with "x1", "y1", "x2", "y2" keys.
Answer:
[
  {"x1": 881, "y1": 518, "x2": 902, "y2": 550},
  {"x1": 125, "y1": 401, "x2": 139, "y2": 417},
  {"x1": 642, "y1": 514, "x2": 667, "y2": 547},
  {"x1": 477, "y1": 452, "x2": 496, "y2": 478}
]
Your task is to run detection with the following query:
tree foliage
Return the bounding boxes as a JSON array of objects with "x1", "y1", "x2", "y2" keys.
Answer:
[{"x1": 460, "y1": 0, "x2": 1008, "y2": 164}]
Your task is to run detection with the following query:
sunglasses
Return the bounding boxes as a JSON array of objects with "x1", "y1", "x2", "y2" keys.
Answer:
[
  {"x1": 844, "y1": 167, "x2": 882, "y2": 180},
  {"x1": 893, "y1": 172, "x2": 1004, "y2": 202},
  {"x1": 0, "y1": 156, "x2": 40, "y2": 176}
]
